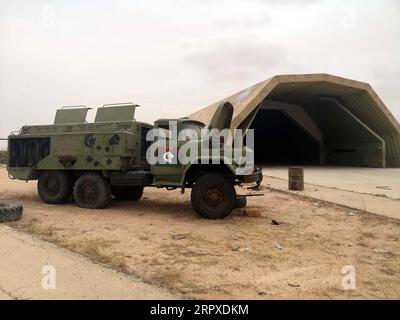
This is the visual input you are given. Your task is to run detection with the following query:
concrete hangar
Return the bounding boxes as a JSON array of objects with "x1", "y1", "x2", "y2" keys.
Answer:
[{"x1": 190, "y1": 74, "x2": 400, "y2": 168}]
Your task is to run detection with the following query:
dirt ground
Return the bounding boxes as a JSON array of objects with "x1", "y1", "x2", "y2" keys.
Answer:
[{"x1": 1, "y1": 166, "x2": 399, "y2": 299}]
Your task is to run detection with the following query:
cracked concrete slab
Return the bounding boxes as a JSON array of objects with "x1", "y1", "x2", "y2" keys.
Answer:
[{"x1": 0, "y1": 224, "x2": 178, "y2": 300}]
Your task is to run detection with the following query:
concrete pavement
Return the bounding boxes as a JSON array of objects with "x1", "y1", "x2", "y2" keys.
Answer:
[
  {"x1": 264, "y1": 166, "x2": 400, "y2": 200},
  {"x1": 263, "y1": 166, "x2": 400, "y2": 220},
  {"x1": 0, "y1": 224, "x2": 178, "y2": 300}
]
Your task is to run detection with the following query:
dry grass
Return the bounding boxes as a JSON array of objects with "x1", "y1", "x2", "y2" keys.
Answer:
[{"x1": 9, "y1": 218, "x2": 127, "y2": 270}]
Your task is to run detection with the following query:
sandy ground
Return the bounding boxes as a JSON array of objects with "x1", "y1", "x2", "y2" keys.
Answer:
[
  {"x1": 0, "y1": 224, "x2": 178, "y2": 300},
  {"x1": 1, "y1": 166, "x2": 399, "y2": 299}
]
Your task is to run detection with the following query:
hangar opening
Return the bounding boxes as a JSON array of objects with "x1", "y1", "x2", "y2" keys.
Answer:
[
  {"x1": 250, "y1": 109, "x2": 321, "y2": 165},
  {"x1": 250, "y1": 96, "x2": 386, "y2": 167},
  {"x1": 190, "y1": 74, "x2": 400, "y2": 168}
]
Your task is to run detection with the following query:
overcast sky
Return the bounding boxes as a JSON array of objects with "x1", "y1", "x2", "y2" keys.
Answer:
[{"x1": 0, "y1": 0, "x2": 399, "y2": 149}]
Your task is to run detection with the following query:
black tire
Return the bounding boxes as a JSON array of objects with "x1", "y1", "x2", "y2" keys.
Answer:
[
  {"x1": 112, "y1": 186, "x2": 144, "y2": 201},
  {"x1": 73, "y1": 173, "x2": 111, "y2": 209},
  {"x1": 37, "y1": 171, "x2": 72, "y2": 204},
  {"x1": 0, "y1": 203, "x2": 23, "y2": 223},
  {"x1": 191, "y1": 174, "x2": 236, "y2": 219}
]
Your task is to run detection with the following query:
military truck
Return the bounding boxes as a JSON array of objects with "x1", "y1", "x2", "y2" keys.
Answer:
[{"x1": 7, "y1": 102, "x2": 262, "y2": 219}]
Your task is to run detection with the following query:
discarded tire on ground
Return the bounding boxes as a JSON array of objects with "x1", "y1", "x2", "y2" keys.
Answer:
[{"x1": 0, "y1": 203, "x2": 23, "y2": 223}]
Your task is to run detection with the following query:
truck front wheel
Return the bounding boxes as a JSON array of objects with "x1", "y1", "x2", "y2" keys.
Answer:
[
  {"x1": 37, "y1": 171, "x2": 72, "y2": 204},
  {"x1": 73, "y1": 173, "x2": 111, "y2": 209},
  {"x1": 191, "y1": 174, "x2": 236, "y2": 219}
]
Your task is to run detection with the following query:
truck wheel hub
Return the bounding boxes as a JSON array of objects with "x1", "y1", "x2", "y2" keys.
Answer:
[
  {"x1": 46, "y1": 178, "x2": 60, "y2": 196},
  {"x1": 81, "y1": 183, "x2": 97, "y2": 201},
  {"x1": 204, "y1": 189, "x2": 224, "y2": 209}
]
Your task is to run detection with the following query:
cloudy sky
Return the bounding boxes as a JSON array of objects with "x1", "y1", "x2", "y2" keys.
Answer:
[{"x1": 0, "y1": 0, "x2": 399, "y2": 149}]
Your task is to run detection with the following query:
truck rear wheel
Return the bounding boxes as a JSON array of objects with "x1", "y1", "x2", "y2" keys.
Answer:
[
  {"x1": 112, "y1": 186, "x2": 144, "y2": 201},
  {"x1": 73, "y1": 173, "x2": 111, "y2": 209},
  {"x1": 191, "y1": 174, "x2": 236, "y2": 219},
  {"x1": 37, "y1": 171, "x2": 72, "y2": 204}
]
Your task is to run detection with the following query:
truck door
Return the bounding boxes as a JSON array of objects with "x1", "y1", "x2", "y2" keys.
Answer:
[{"x1": 149, "y1": 121, "x2": 184, "y2": 186}]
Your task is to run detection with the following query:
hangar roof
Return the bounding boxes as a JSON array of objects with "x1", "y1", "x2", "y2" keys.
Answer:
[{"x1": 189, "y1": 74, "x2": 400, "y2": 167}]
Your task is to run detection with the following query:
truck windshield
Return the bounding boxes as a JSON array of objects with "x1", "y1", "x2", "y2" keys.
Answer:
[
  {"x1": 180, "y1": 122, "x2": 204, "y2": 140},
  {"x1": 154, "y1": 123, "x2": 171, "y2": 140}
]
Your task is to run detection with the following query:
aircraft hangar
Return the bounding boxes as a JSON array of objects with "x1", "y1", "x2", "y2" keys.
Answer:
[{"x1": 190, "y1": 74, "x2": 400, "y2": 168}]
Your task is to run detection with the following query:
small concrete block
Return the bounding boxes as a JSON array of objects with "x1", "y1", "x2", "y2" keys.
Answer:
[{"x1": 243, "y1": 207, "x2": 261, "y2": 218}]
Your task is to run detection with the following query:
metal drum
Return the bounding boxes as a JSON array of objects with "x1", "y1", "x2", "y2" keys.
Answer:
[{"x1": 288, "y1": 167, "x2": 304, "y2": 191}]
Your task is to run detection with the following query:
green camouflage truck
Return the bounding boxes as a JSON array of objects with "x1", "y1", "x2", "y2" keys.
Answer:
[{"x1": 7, "y1": 102, "x2": 262, "y2": 219}]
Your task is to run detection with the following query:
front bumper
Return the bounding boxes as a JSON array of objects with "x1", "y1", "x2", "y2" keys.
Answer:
[{"x1": 236, "y1": 167, "x2": 263, "y2": 186}]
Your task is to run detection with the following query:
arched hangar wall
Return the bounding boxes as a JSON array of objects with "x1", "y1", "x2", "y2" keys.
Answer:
[{"x1": 190, "y1": 74, "x2": 400, "y2": 168}]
